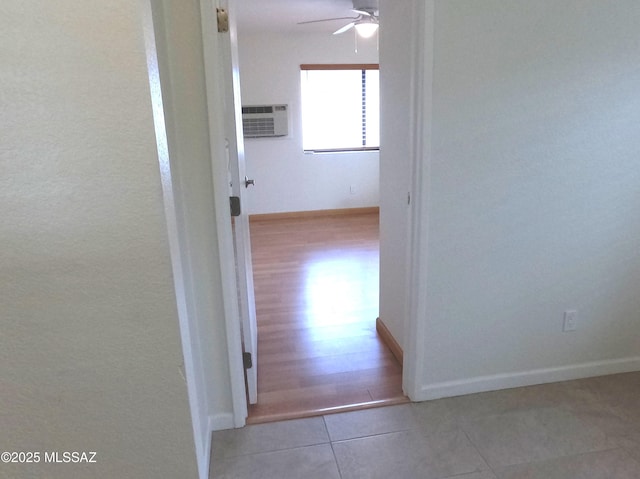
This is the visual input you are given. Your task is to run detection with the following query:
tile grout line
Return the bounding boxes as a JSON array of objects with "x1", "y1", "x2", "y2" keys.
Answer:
[
  {"x1": 496, "y1": 447, "x2": 638, "y2": 476},
  {"x1": 330, "y1": 425, "x2": 417, "y2": 444},
  {"x1": 324, "y1": 415, "x2": 345, "y2": 479},
  {"x1": 612, "y1": 446, "x2": 640, "y2": 469},
  {"x1": 456, "y1": 402, "x2": 610, "y2": 474},
  {"x1": 321, "y1": 414, "x2": 332, "y2": 443},
  {"x1": 213, "y1": 416, "x2": 336, "y2": 461},
  {"x1": 460, "y1": 417, "x2": 628, "y2": 477},
  {"x1": 460, "y1": 426, "x2": 500, "y2": 478},
  {"x1": 325, "y1": 405, "x2": 420, "y2": 443}
]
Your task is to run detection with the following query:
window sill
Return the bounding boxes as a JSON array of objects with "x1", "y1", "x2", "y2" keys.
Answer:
[{"x1": 303, "y1": 147, "x2": 380, "y2": 154}]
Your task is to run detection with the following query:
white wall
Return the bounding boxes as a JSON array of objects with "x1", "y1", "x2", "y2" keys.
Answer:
[
  {"x1": 237, "y1": 32, "x2": 380, "y2": 214},
  {"x1": 0, "y1": 1, "x2": 198, "y2": 478},
  {"x1": 414, "y1": 0, "x2": 640, "y2": 399},
  {"x1": 378, "y1": 0, "x2": 414, "y2": 349}
]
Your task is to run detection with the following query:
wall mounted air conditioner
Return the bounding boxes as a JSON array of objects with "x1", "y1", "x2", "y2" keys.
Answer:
[{"x1": 242, "y1": 104, "x2": 289, "y2": 138}]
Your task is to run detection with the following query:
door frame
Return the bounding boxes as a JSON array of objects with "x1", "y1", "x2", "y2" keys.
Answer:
[
  {"x1": 401, "y1": 0, "x2": 433, "y2": 401},
  {"x1": 198, "y1": 0, "x2": 249, "y2": 426},
  {"x1": 197, "y1": 0, "x2": 432, "y2": 421},
  {"x1": 140, "y1": 2, "x2": 248, "y2": 478},
  {"x1": 214, "y1": 0, "x2": 260, "y2": 405}
]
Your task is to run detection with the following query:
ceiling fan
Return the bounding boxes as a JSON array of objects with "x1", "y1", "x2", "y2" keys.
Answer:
[{"x1": 298, "y1": 0, "x2": 379, "y2": 38}]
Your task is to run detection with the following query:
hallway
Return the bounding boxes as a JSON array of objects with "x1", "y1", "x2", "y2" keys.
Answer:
[{"x1": 247, "y1": 212, "x2": 406, "y2": 423}]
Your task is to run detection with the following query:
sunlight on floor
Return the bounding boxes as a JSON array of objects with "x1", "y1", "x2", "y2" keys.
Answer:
[{"x1": 303, "y1": 250, "x2": 379, "y2": 331}]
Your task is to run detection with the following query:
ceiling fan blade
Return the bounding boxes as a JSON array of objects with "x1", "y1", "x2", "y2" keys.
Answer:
[
  {"x1": 297, "y1": 16, "x2": 358, "y2": 25},
  {"x1": 333, "y1": 22, "x2": 355, "y2": 35},
  {"x1": 352, "y1": 8, "x2": 373, "y2": 16}
]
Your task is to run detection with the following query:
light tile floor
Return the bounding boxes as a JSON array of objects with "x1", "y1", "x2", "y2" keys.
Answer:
[{"x1": 211, "y1": 372, "x2": 640, "y2": 478}]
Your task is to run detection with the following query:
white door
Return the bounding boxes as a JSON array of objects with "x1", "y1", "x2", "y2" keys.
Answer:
[{"x1": 215, "y1": 0, "x2": 259, "y2": 404}]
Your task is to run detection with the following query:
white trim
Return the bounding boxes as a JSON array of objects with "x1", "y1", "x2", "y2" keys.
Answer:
[
  {"x1": 139, "y1": 3, "x2": 210, "y2": 479},
  {"x1": 201, "y1": 417, "x2": 213, "y2": 479},
  {"x1": 199, "y1": 0, "x2": 248, "y2": 428},
  {"x1": 209, "y1": 413, "x2": 237, "y2": 431},
  {"x1": 205, "y1": 413, "x2": 235, "y2": 475},
  {"x1": 402, "y1": 0, "x2": 435, "y2": 401},
  {"x1": 414, "y1": 357, "x2": 640, "y2": 401}
]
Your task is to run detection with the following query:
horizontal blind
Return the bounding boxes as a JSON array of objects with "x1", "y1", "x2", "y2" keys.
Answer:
[{"x1": 300, "y1": 63, "x2": 379, "y2": 71}]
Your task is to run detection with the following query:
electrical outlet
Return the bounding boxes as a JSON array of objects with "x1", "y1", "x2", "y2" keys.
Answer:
[
  {"x1": 350, "y1": 185, "x2": 356, "y2": 195},
  {"x1": 563, "y1": 310, "x2": 578, "y2": 332}
]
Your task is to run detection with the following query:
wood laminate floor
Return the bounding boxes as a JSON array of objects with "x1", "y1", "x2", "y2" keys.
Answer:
[{"x1": 247, "y1": 212, "x2": 406, "y2": 424}]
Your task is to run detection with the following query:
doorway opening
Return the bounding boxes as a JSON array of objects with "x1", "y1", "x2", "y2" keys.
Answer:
[
  {"x1": 230, "y1": 1, "x2": 409, "y2": 425},
  {"x1": 246, "y1": 210, "x2": 406, "y2": 424}
]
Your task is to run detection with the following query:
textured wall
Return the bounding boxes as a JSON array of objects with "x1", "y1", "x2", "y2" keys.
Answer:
[
  {"x1": 0, "y1": 1, "x2": 197, "y2": 477},
  {"x1": 418, "y1": 0, "x2": 640, "y2": 395},
  {"x1": 237, "y1": 32, "x2": 380, "y2": 214}
]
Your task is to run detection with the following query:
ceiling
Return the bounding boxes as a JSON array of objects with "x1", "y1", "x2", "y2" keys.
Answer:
[{"x1": 235, "y1": 0, "x2": 371, "y2": 34}]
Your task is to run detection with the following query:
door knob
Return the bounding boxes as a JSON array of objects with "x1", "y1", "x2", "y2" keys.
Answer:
[{"x1": 244, "y1": 176, "x2": 255, "y2": 188}]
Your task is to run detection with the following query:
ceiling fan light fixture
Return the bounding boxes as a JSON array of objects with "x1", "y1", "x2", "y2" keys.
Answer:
[{"x1": 354, "y1": 21, "x2": 378, "y2": 38}]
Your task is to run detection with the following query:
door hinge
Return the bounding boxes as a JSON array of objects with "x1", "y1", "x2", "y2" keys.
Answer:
[
  {"x1": 230, "y1": 196, "x2": 241, "y2": 217},
  {"x1": 217, "y1": 8, "x2": 229, "y2": 33},
  {"x1": 243, "y1": 352, "x2": 253, "y2": 369}
]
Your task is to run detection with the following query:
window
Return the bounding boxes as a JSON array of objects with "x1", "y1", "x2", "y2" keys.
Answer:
[{"x1": 301, "y1": 64, "x2": 379, "y2": 152}]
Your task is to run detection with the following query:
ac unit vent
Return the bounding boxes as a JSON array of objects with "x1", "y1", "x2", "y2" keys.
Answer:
[
  {"x1": 242, "y1": 104, "x2": 288, "y2": 138},
  {"x1": 244, "y1": 117, "x2": 275, "y2": 136},
  {"x1": 243, "y1": 106, "x2": 273, "y2": 114}
]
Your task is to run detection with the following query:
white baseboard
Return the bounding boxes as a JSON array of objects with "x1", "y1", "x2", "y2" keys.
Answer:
[
  {"x1": 209, "y1": 413, "x2": 236, "y2": 431},
  {"x1": 203, "y1": 414, "x2": 237, "y2": 479},
  {"x1": 414, "y1": 356, "x2": 640, "y2": 401}
]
